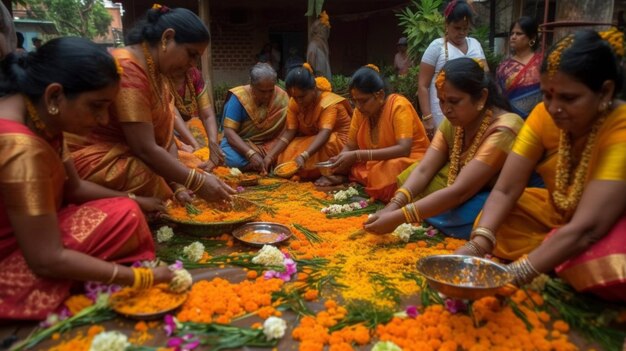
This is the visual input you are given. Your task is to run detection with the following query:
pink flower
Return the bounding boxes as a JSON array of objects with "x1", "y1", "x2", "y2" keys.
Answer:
[
  {"x1": 236, "y1": 186, "x2": 245, "y2": 193},
  {"x1": 444, "y1": 298, "x2": 467, "y2": 314},
  {"x1": 169, "y1": 260, "x2": 184, "y2": 271},
  {"x1": 358, "y1": 200, "x2": 368, "y2": 208},
  {"x1": 164, "y1": 314, "x2": 177, "y2": 336},
  {"x1": 166, "y1": 334, "x2": 200, "y2": 351},
  {"x1": 405, "y1": 305, "x2": 419, "y2": 318}
]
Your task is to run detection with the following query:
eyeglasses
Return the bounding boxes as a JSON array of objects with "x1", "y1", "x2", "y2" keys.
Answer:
[{"x1": 350, "y1": 94, "x2": 375, "y2": 107}]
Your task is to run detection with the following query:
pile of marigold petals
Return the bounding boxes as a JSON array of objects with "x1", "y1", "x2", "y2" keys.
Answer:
[
  {"x1": 292, "y1": 300, "x2": 371, "y2": 351},
  {"x1": 176, "y1": 276, "x2": 284, "y2": 324},
  {"x1": 376, "y1": 290, "x2": 577, "y2": 351}
]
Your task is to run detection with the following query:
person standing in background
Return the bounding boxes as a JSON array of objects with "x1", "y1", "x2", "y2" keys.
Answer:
[
  {"x1": 307, "y1": 11, "x2": 332, "y2": 79},
  {"x1": 394, "y1": 37, "x2": 413, "y2": 76}
]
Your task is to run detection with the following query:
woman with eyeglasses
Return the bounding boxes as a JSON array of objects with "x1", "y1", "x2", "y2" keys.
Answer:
[
  {"x1": 327, "y1": 64, "x2": 430, "y2": 202},
  {"x1": 365, "y1": 58, "x2": 522, "y2": 239}
]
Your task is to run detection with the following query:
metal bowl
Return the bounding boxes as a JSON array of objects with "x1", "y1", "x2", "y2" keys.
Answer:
[
  {"x1": 110, "y1": 289, "x2": 188, "y2": 320},
  {"x1": 315, "y1": 161, "x2": 336, "y2": 177},
  {"x1": 274, "y1": 161, "x2": 300, "y2": 178},
  {"x1": 232, "y1": 222, "x2": 292, "y2": 247},
  {"x1": 416, "y1": 255, "x2": 513, "y2": 300}
]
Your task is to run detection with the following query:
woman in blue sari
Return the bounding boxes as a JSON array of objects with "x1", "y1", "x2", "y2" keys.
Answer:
[
  {"x1": 496, "y1": 17, "x2": 542, "y2": 119},
  {"x1": 364, "y1": 58, "x2": 523, "y2": 239}
]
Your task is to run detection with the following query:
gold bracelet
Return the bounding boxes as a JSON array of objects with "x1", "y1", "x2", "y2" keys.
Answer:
[
  {"x1": 191, "y1": 172, "x2": 205, "y2": 193},
  {"x1": 464, "y1": 240, "x2": 486, "y2": 257},
  {"x1": 245, "y1": 149, "x2": 257, "y2": 160},
  {"x1": 422, "y1": 114, "x2": 433, "y2": 121},
  {"x1": 407, "y1": 203, "x2": 421, "y2": 222},
  {"x1": 368, "y1": 149, "x2": 373, "y2": 161},
  {"x1": 395, "y1": 188, "x2": 413, "y2": 203},
  {"x1": 470, "y1": 227, "x2": 497, "y2": 247},
  {"x1": 106, "y1": 263, "x2": 119, "y2": 285},
  {"x1": 300, "y1": 151, "x2": 310, "y2": 160},
  {"x1": 184, "y1": 169, "x2": 196, "y2": 189},
  {"x1": 401, "y1": 206, "x2": 412, "y2": 223},
  {"x1": 279, "y1": 137, "x2": 290, "y2": 144},
  {"x1": 389, "y1": 196, "x2": 405, "y2": 207},
  {"x1": 127, "y1": 192, "x2": 136, "y2": 200},
  {"x1": 356, "y1": 150, "x2": 362, "y2": 162},
  {"x1": 174, "y1": 187, "x2": 187, "y2": 196}
]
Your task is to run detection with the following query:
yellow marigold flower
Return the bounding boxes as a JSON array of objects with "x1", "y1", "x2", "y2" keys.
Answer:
[
  {"x1": 303, "y1": 62, "x2": 314, "y2": 74},
  {"x1": 365, "y1": 64, "x2": 380, "y2": 72},
  {"x1": 435, "y1": 70, "x2": 446, "y2": 92},
  {"x1": 152, "y1": 3, "x2": 162, "y2": 10},
  {"x1": 315, "y1": 77, "x2": 332, "y2": 92},
  {"x1": 319, "y1": 11, "x2": 331, "y2": 28},
  {"x1": 113, "y1": 57, "x2": 123, "y2": 75},
  {"x1": 599, "y1": 27, "x2": 624, "y2": 57}
]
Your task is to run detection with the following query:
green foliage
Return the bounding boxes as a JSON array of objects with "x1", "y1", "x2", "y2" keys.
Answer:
[
  {"x1": 20, "y1": 0, "x2": 113, "y2": 39},
  {"x1": 397, "y1": 0, "x2": 445, "y2": 61},
  {"x1": 330, "y1": 74, "x2": 351, "y2": 98},
  {"x1": 305, "y1": 0, "x2": 325, "y2": 17},
  {"x1": 387, "y1": 65, "x2": 420, "y2": 104},
  {"x1": 472, "y1": 25, "x2": 504, "y2": 72},
  {"x1": 213, "y1": 82, "x2": 231, "y2": 117}
]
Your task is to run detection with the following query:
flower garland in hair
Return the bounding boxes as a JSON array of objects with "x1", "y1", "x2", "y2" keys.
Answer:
[
  {"x1": 315, "y1": 77, "x2": 332, "y2": 92},
  {"x1": 152, "y1": 3, "x2": 170, "y2": 13},
  {"x1": 599, "y1": 27, "x2": 624, "y2": 57},
  {"x1": 23, "y1": 96, "x2": 51, "y2": 137},
  {"x1": 319, "y1": 11, "x2": 331, "y2": 28},
  {"x1": 113, "y1": 57, "x2": 123, "y2": 75},
  {"x1": 365, "y1": 63, "x2": 380, "y2": 72},
  {"x1": 471, "y1": 57, "x2": 485, "y2": 70},
  {"x1": 302, "y1": 62, "x2": 314, "y2": 74},
  {"x1": 443, "y1": 0, "x2": 458, "y2": 18},
  {"x1": 547, "y1": 34, "x2": 575, "y2": 78},
  {"x1": 552, "y1": 112, "x2": 608, "y2": 214},
  {"x1": 447, "y1": 109, "x2": 493, "y2": 186}
]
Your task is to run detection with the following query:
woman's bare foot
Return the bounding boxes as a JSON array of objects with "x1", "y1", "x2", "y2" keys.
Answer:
[{"x1": 314, "y1": 175, "x2": 347, "y2": 187}]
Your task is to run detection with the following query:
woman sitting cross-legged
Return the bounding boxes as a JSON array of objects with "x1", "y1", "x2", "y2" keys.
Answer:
[
  {"x1": 265, "y1": 63, "x2": 352, "y2": 183},
  {"x1": 365, "y1": 58, "x2": 523, "y2": 239},
  {"x1": 327, "y1": 64, "x2": 430, "y2": 202},
  {"x1": 457, "y1": 29, "x2": 626, "y2": 301},
  {"x1": 0, "y1": 37, "x2": 173, "y2": 320}
]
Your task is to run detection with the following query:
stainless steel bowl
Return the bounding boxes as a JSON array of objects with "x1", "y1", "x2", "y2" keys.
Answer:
[
  {"x1": 315, "y1": 161, "x2": 336, "y2": 176},
  {"x1": 232, "y1": 222, "x2": 292, "y2": 247},
  {"x1": 416, "y1": 255, "x2": 513, "y2": 300}
]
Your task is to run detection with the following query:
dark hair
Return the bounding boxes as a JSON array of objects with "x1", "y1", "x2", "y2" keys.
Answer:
[
  {"x1": 0, "y1": 37, "x2": 120, "y2": 101},
  {"x1": 285, "y1": 66, "x2": 316, "y2": 91},
  {"x1": 16, "y1": 32, "x2": 24, "y2": 49},
  {"x1": 511, "y1": 16, "x2": 539, "y2": 50},
  {"x1": 442, "y1": 57, "x2": 511, "y2": 111},
  {"x1": 125, "y1": 7, "x2": 210, "y2": 46},
  {"x1": 541, "y1": 30, "x2": 623, "y2": 95},
  {"x1": 444, "y1": 0, "x2": 474, "y2": 25},
  {"x1": 349, "y1": 66, "x2": 387, "y2": 94}
]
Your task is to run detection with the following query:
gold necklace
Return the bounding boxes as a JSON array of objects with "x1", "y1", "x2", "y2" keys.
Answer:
[
  {"x1": 552, "y1": 113, "x2": 608, "y2": 213},
  {"x1": 447, "y1": 109, "x2": 493, "y2": 186},
  {"x1": 141, "y1": 42, "x2": 164, "y2": 107}
]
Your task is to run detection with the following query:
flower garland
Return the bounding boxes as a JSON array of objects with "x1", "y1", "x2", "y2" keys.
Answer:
[
  {"x1": 321, "y1": 200, "x2": 368, "y2": 215},
  {"x1": 547, "y1": 35, "x2": 574, "y2": 78},
  {"x1": 552, "y1": 113, "x2": 608, "y2": 213},
  {"x1": 447, "y1": 109, "x2": 493, "y2": 186},
  {"x1": 319, "y1": 11, "x2": 331, "y2": 28},
  {"x1": 141, "y1": 42, "x2": 165, "y2": 108},
  {"x1": 599, "y1": 27, "x2": 624, "y2": 57},
  {"x1": 169, "y1": 71, "x2": 199, "y2": 118}
]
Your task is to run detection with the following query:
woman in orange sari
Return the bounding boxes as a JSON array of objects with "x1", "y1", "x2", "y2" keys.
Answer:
[
  {"x1": 329, "y1": 65, "x2": 430, "y2": 202},
  {"x1": 458, "y1": 30, "x2": 626, "y2": 301},
  {"x1": 0, "y1": 37, "x2": 173, "y2": 320},
  {"x1": 266, "y1": 63, "x2": 352, "y2": 182},
  {"x1": 67, "y1": 5, "x2": 233, "y2": 202}
]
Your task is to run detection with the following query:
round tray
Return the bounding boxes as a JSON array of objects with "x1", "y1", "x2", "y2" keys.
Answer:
[
  {"x1": 232, "y1": 222, "x2": 292, "y2": 247},
  {"x1": 163, "y1": 197, "x2": 260, "y2": 236},
  {"x1": 110, "y1": 287, "x2": 188, "y2": 320},
  {"x1": 416, "y1": 254, "x2": 513, "y2": 300},
  {"x1": 274, "y1": 161, "x2": 300, "y2": 178}
]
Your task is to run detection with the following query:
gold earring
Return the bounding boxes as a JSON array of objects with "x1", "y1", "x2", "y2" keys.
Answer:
[
  {"x1": 161, "y1": 39, "x2": 167, "y2": 52},
  {"x1": 48, "y1": 106, "x2": 59, "y2": 115},
  {"x1": 477, "y1": 105, "x2": 484, "y2": 111},
  {"x1": 529, "y1": 39, "x2": 536, "y2": 47}
]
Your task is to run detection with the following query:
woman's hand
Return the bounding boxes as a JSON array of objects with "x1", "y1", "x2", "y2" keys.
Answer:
[
  {"x1": 249, "y1": 153, "x2": 267, "y2": 175},
  {"x1": 331, "y1": 151, "x2": 357, "y2": 174},
  {"x1": 209, "y1": 141, "x2": 225, "y2": 166},
  {"x1": 152, "y1": 266, "x2": 175, "y2": 284},
  {"x1": 295, "y1": 155, "x2": 306, "y2": 168},
  {"x1": 363, "y1": 210, "x2": 404, "y2": 234},
  {"x1": 134, "y1": 196, "x2": 166, "y2": 213},
  {"x1": 262, "y1": 155, "x2": 274, "y2": 172},
  {"x1": 174, "y1": 188, "x2": 193, "y2": 204},
  {"x1": 196, "y1": 172, "x2": 236, "y2": 202},
  {"x1": 179, "y1": 142, "x2": 195, "y2": 153},
  {"x1": 454, "y1": 244, "x2": 480, "y2": 257},
  {"x1": 423, "y1": 119, "x2": 436, "y2": 140}
]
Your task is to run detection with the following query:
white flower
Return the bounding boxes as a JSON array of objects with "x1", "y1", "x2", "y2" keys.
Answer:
[
  {"x1": 251, "y1": 245, "x2": 284, "y2": 267},
  {"x1": 182, "y1": 241, "x2": 205, "y2": 262},
  {"x1": 89, "y1": 331, "x2": 130, "y2": 351},
  {"x1": 229, "y1": 168, "x2": 243, "y2": 177},
  {"x1": 169, "y1": 269, "x2": 193, "y2": 293},
  {"x1": 371, "y1": 341, "x2": 402, "y2": 351},
  {"x1": 392, "y1": 223, "x2": 416, "y2": 243},
  {"x1": 156, "y1": 226, "x2": 174, "y2": 243},
  {"x1": 262, "y1": 316, "x2": 287, "y2": 340}
]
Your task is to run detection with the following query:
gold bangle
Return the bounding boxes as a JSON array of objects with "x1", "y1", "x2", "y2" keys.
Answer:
[
  {"x1": 356, "y1": 150, "x2": 362, "y2": 162},
  {"x1": 279, "y1": 137, "x2": 290, "y2": 144},
  {"x1": 464, "y1": 240, "x2": 486, "y2": 257},
  {"x1": 300, "y1": 151, "x2": 310, "y2": 160},
  {"x1": 471, "y1": 227, "x2": 497, "y2": 247},
  {"x1": 422, "y1": 114, "x2": 433, "y2": 121},
  {"x1": 127, "y1": 192, "x2": 136, "y2": 200},
  {"x1": 395, "y1": 188, "x2": 413, "y2": 203},
  {"x1": 368, "y1": 150, "x2": 373, "y2": 161},
  {"x1": 245, "y1": 149, "x2": 257, "y2": 160},
  {"x1": 174, "y1": 187, "x2": 187, "y2": 196},
  {"x1": 191, "y1": 172, "x2": 205, "y2": 193},
  {"x1": 407, "y1": 203, "x2": 421, "y2": 222},
  {"x1": 106, "y1": 263, "x2": 119, "y2": 285},
  {"x1": 184, "y1": 169, "x2": 196, "y2": 189}
]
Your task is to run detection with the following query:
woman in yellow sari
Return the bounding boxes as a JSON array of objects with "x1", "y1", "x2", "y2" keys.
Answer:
[
  {"x1": 329, "y1": 65, "x2": 430, "y2": 202},
  {"x1": 265, "y1": 63, "x2": 352, "y2": 182},
  {"x1": 458, "y1": 30, "x2": 626, "y2": 301},
  {"x1": 67, "y1": 5, "x2": 234, "y2": 202},
  {"x1": 364, "y1": 58, "x2": 523, "y2": 239}
]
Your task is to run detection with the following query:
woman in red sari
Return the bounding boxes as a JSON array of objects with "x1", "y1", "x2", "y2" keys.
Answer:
[
  {"x1": 0, "y1": 37, "x2": 173, "y2": 320},
  {"x1": 329, "y1": 65, "x2": 430, "y2": 202}
]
